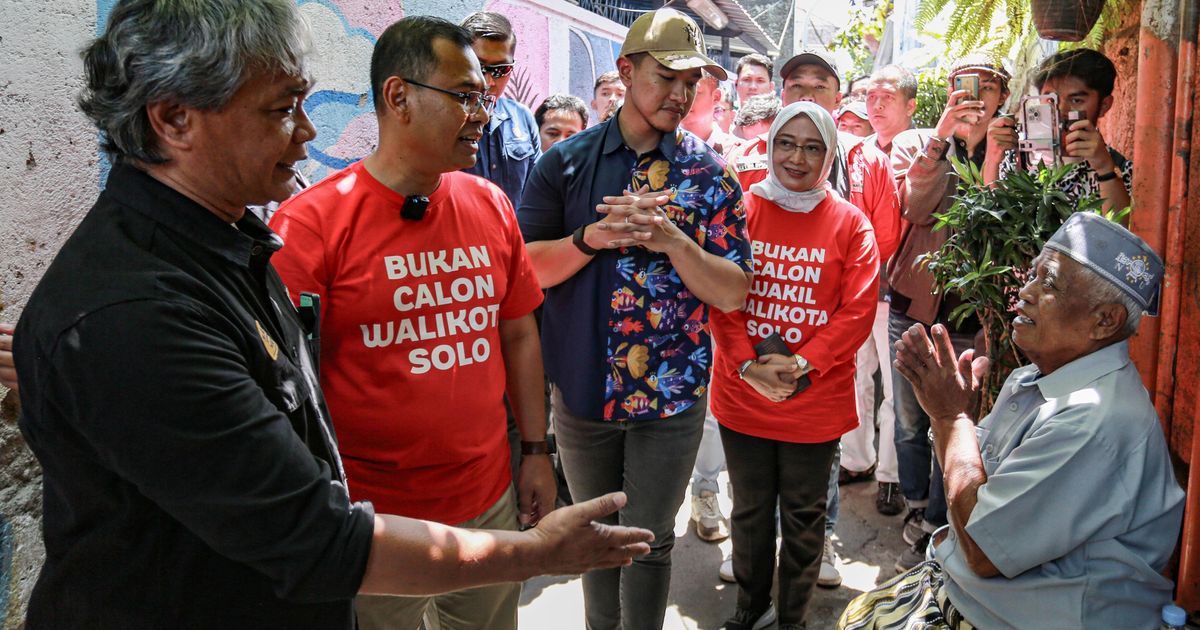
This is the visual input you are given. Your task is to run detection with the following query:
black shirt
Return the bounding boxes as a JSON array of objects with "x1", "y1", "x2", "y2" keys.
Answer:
[{"x1": 15, "y1": 163, "x2": 374, "y2": 629}]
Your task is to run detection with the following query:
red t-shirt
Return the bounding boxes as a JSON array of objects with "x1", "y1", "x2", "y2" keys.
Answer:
[
  {"x1": 270, "y1": 164, "x2": 543, "y2": 523},
  {"x1": 726, "y1": 132, "x2": 901, "y2": 263},
  {"x1": 709, "y1": 190, "x2": 880, "y2": 443}
]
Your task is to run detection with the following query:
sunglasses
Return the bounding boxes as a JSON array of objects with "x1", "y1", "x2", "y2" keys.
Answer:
[{"x1": 481, "y1": 63, "x2": 516, "y2": 79}]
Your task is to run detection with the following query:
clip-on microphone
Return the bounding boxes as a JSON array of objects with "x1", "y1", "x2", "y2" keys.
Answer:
[{"x1": 401, "y1": 195, "x2": 430, "y2": 221}]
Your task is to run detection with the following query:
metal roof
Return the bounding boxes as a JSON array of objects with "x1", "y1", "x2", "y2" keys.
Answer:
[
  {"x1": 704, "y1": 0, "x2": 779, "y2": 57},
  {"x1": 575, "y1": 0, "x2": 780, "y2": 58}
]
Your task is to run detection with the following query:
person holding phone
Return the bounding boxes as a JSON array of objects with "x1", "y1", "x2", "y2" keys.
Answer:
[
  {"x1": 887, "y1": 54, "x2": 1010, "y2": 573},
  {"x1": 983, "y1": 49, "x2": 1132, "y2": 215},
  {"x1": 708, "y1": 102, "x2": 880, "y2": 630}
]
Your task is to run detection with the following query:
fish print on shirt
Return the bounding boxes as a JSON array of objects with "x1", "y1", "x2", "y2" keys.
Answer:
[{"x1": 602, "y1": 131, "x2": 752, "y2": 420}]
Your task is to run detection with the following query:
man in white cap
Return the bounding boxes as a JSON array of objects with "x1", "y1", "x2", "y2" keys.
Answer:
[
  {"x1": 839, "y1": 212, "x2": 1183, "y2": 630},
  {"x1": 517, "y1": 8, "x2": 753, "y2": 629},
  {"x1": 836, "y1": 101, "x2": 873, "y2": 138}
]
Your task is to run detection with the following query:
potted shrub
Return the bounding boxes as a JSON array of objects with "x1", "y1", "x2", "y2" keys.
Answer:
[{"x1": 919, "y1": 158, "x2": 1125, "y2": 413}]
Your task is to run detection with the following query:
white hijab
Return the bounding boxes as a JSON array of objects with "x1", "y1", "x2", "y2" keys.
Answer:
[{"x1": 749, "y1": 101, "x2": 838, "y2": 213}]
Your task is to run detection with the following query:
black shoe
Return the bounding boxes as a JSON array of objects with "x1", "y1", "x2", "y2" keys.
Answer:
[
  {"x1": 876, "y1": 482, "x2": 905, "y2": 516},
  {"x1": 838, "y1": 464, "x2": 875, "y2": 485},
  {"x1": 723, "y1": 604, "x2": 777, "y2": 630},
  {"x1": 894, "y1": 531, "x2": 932, "y2": 573}
]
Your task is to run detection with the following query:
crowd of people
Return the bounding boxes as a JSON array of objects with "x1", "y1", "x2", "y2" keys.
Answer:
[{"x1": 0, "y1": 1, "x2": 1186, "y2": 629}]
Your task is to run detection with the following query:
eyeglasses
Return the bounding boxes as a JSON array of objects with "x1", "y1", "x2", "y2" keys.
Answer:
[
  {"x1": 480, "y1": 63, "x2": 516, "y2": 79},
  {"x1": 773, "y1": 138, "x2": 825, "y2": 161},
  {"x1": 403, "y1": 78, "x2": 496, "y2": 115}
]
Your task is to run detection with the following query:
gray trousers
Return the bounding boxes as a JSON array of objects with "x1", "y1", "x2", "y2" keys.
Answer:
[{"x1": 552, "y1": 387, "x2": 706, "y2": 630}]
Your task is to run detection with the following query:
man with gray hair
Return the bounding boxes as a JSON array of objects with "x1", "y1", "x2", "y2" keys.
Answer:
[
  {"x1": 840, "y1": 212, "x2": 1183, "y2": 629},
  {"x1": 12, "y1": 2, "x2": 651, "y2": 627},
  {"x1": 732, "y1": 93, "x2": 779, "y2": 141}
]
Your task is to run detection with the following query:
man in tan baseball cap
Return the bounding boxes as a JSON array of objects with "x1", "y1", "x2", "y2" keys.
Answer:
[
  {"x1": 516, "y1": 6, "x2": 753, "y2": 630},
  {"x1": 619, "y1": 8, "x2": 728, "y2": 80}
]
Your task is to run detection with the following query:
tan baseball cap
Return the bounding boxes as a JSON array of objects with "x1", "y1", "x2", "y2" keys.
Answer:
[{"x1": 619, "y1": 8, "x2": 728, "y2": 80}]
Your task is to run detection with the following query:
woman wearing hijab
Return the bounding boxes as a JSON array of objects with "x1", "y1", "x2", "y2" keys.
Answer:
[{"x1": 710, "y1": 102, "x2": 881, "y2": 630}]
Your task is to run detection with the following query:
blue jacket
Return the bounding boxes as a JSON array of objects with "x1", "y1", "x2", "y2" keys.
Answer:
[{"x1": 463, "y1": 97, "x2": 541, "y2": 208}]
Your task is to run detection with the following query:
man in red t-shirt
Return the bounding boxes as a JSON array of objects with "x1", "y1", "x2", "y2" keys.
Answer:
[{"x1": 270, "y1": 18, "x2": 553, "y2": 630}]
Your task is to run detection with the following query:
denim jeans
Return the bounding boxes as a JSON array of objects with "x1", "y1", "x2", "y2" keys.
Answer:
[
  {"x1": 888, "y1": 312, "x2": 973, "y2": 530},
  {"x1": 552, "y1": 387, "x2": 706, "y2": 630},
  {"x1": 691, "y1": 410, "x2": 725, "y2": 496},
  {"x1": 825, "y1": 445, "x2": 840, "y2": 537}
]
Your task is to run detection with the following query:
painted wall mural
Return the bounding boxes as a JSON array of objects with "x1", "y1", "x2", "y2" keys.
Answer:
[{"x1": 96, "y1": 0, "x2": 626, "y2": 184}]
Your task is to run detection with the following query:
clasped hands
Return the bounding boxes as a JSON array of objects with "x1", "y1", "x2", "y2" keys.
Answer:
[
  {"x1": 893, "y1": 323, "x2": 990, "y2": 425},
  {"x1": 582, "y1": 185, "x2": 686, "y2": 254}
]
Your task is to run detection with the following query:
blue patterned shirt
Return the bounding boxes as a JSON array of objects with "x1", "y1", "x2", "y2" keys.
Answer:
[{"x1": 519, "y1": 112, "x2": 752, "y2": 420}]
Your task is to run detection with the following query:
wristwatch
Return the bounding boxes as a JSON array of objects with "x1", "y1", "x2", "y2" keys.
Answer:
[
  {"x1": 1095, "y1": 169, "x2": 1119, "y2": 182},
  {"x1": 737, "y1": 359, "x2": 755, "y2": 379},
  {"x1": 521, "y1": 440, "x2": 555, "y2": 455},
  {"x1": 572, "y1": 225, "x2": 599, "y2": 256},
  {"x1": 925, "y1": 135, "x2": 950, "y2": 160},
  {"x1": 794, "y1": 355, "x2": 811, "y2": 374}
]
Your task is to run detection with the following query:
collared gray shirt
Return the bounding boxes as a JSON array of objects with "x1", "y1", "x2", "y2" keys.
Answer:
[{"x1": 938, "y1": 340, "x2": 1184, "y2": 630}]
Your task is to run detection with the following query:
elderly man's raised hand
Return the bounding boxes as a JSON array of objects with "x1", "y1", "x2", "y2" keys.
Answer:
[
  {"x1": 528, "y1": 491, "x2": 653, "y2": 574},
  {"x1": 894, "y1": 323, "x2": 989, "y2": 423}
]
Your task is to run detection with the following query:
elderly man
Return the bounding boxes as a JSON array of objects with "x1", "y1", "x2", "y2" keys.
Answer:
[
  {"x1": 734, "y1": 93, "x2": 780, "y2": 141},
  {"x1": 11, "y1": 2, "x2": 651, "y2": 627},
  {"x1": 840, "y1": 212, "x2": 1183, "y2": 630},
  {"x1": 518, "y1": 9, "x2": 752, "y2": 629}
]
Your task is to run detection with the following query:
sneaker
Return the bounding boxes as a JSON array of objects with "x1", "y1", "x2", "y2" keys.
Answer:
[
  {"x1": 723, "y1": 604, "x2": 777, "y2": 630},
  {"x1": 894, "y1": 531, "x2": 931, "y2": 574},
  {"x1": 902, "y1": 508, "x2": 926, "y2": 546},
  {"x1": 718, "y1": 553, "x2": 735, "y2": 583},
  {"x1": 817, "y1": 536, "x2": 842, "y2": 588},
  {"x1": 876, "y1": 482, "x2": 905, "y2": 516},
  {"x1": 691, "y1": 491, "x2": 730, "y2": 542}
]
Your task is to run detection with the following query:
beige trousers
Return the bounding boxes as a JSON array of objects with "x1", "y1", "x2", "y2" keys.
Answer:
[{"x1": 355, "y1": 486, "x2": 521, "y2": 630}]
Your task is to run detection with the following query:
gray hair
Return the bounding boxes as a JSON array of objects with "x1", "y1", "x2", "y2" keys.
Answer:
[
  {"x1": 735, "y1": 94, "x2": 781, "y2": 127},
  {"x1": 869, "y1": 64, "x2": 918, "y2": 100},
  {"x1": 79, "y1": 0, "x2": 312, "y2": 164},
  {"x1": 1080, "y1": 265, "x2": 1144, "y2": 336}
]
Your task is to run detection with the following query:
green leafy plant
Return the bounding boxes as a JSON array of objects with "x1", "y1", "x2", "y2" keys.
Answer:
[
  {"x1": 914, "y1": 0, "x2": 1134, "y2": 59},
  {"x1": 919, "y1": 158, "x2": 1105, "y2": 411},
  {"x1": 913, "y1": 68, "x2": 948, "y2": 129}
]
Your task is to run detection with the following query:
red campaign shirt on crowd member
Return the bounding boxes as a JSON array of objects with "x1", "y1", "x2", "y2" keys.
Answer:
[
  {"x1": 270, "y1": 164, "x2": 544, "y2": 524},
  {"x1": 709, "y1": 188, "x2": 880, "y2": 443},
  {"x1": 726, "y1": 132, "x2": 902, "y2": 263}
]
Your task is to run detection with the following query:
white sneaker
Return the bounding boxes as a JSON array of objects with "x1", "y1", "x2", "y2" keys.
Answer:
[
  {"x1": 691, "y1": 491, "x2": 730, "y2": 542},
  {"x1": 718, "y1": 553, "x2": 735, "y2": 583},
  {"x1": 818, "y1": 536, "x2": 842, "y2": 588}
]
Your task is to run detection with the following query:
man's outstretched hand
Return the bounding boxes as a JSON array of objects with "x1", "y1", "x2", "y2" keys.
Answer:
[{"x1": 528, "y1": 491, "x2": 653, "y2": 574}]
